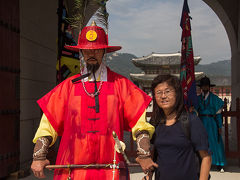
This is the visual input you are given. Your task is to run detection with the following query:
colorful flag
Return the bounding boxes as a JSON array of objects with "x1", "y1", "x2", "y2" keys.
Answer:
[{"x1": 180, "y1": 0, "x2": 198, "y2": 110}]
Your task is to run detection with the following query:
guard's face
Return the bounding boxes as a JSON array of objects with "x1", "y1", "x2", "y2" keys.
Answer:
[
  {"x1": 154, "y1": 82, "x2": 176, "y2": 113},
  {"x1": 201, "y1": 85, "x2": 210, "y2": 94},
  {"x1": 82, "y1": 49, "x2": 105, "y2": 65}
]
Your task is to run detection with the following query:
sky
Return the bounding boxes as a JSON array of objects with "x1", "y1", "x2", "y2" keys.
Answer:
[{"x1": 104, "y1": 0, "x2": 231, "y2": 64}]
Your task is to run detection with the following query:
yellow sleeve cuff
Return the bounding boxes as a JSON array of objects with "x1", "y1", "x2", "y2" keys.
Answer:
[
  {"x1": 33, "y1": 113, "x2": 58, "y2": 147},
  {"x1": 132, "y1": 110, "x2": 155, "y2": 140}
]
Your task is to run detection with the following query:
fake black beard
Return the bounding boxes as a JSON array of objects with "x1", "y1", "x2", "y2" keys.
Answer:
[{"x1": 86, "y1": 63, "x2": 100, "y2": 75}]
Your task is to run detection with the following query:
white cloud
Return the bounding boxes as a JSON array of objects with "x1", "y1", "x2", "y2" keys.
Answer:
[{"x1": 106, "y1": 0, "x2": 231, "y2": 64}]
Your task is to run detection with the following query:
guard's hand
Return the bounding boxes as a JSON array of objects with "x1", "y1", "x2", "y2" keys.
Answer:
[
  {"x1": 31, "y1": 159, "x2": 50, "y2": 178},
  {"x1": 136, "y1": 157, "x2": 158, "y2": 174}
]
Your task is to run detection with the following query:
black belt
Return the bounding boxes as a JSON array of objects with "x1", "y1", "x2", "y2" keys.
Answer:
[{"x1": 199, "y1": 114, "x2": 216, "y2": 117}]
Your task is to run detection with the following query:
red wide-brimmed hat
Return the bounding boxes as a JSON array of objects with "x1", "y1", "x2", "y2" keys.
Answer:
[{"x1": 65, "y1": 21, "x2": 121, "y2": 53}]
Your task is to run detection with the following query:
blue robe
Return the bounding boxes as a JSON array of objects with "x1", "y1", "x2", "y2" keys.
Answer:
[{"x1": 197, "y1": 92, "x2": 226, "y2": 166}]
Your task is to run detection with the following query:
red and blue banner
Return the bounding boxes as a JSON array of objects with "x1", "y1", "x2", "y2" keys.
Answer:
[{"x1": 180, "y1": 0, "x2": 198, "y2": 109}]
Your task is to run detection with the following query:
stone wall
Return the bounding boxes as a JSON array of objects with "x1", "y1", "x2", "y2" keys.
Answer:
[{"x1": 20, "y1": 0, "x2": 57, "y2": 170}]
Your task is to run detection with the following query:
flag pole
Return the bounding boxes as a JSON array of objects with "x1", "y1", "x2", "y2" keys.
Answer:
[{"x1": 180, "y1": 0, "x2": 198, "y2": 111}]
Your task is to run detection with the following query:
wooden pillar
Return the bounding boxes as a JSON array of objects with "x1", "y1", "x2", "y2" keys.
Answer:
[{"x1": 0, "y1": 0, "x2": 20, "y2": 177}]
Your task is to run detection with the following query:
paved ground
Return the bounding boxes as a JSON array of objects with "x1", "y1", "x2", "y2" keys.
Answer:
[
  {"x1": 17, "y1": 165, "x2": 240, "y2": 180},
  {"x1": 130, "y1": 166, "x2": 240, "y2": 180},
  {"x1": 130, "y1": 167, "x2": 240, "y2": 180}
]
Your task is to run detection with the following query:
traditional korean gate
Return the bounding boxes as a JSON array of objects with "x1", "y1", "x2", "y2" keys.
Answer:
[{"x1": 0, "y1": 0, "x2": 20, "y2": 178}]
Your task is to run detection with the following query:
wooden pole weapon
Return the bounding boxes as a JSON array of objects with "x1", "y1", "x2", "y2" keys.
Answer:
[{"x1": 45, "y1": 163, "x2": 139, "y2": 169}]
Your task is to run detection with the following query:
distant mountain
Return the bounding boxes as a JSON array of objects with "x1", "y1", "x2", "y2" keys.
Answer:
[
  {"x1": 106, "y1": 52, "x2": 142, "y2": 79},
  {"x1": 106, "y1": 53, "x2": 231, "y2": 85},
  {"x1": 195, "y1": 60, "x2": 231, "y2": 77}
]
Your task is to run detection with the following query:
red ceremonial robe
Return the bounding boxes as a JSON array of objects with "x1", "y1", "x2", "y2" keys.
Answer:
[{"x1": 37, "y1": 68, "x2": 151, "y2": 180}]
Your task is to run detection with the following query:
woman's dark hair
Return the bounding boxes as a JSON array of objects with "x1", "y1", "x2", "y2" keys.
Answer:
[{"x1": 150, "y1": 74, "x2": 185, "y2": 128}]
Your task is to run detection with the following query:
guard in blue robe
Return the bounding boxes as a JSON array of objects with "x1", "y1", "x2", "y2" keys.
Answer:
[{"x1": 197, "y1": 76, "x2": 226, "y2": 171}]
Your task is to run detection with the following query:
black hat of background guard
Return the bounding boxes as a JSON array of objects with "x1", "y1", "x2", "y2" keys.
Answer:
[{"x1": 198, "y1": 76, "x2": 215, "y2": 87}]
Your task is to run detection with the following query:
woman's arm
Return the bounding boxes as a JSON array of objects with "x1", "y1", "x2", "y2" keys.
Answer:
[{"x1": 199, "y1": 150, "x2": 212, "y2": 180}]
